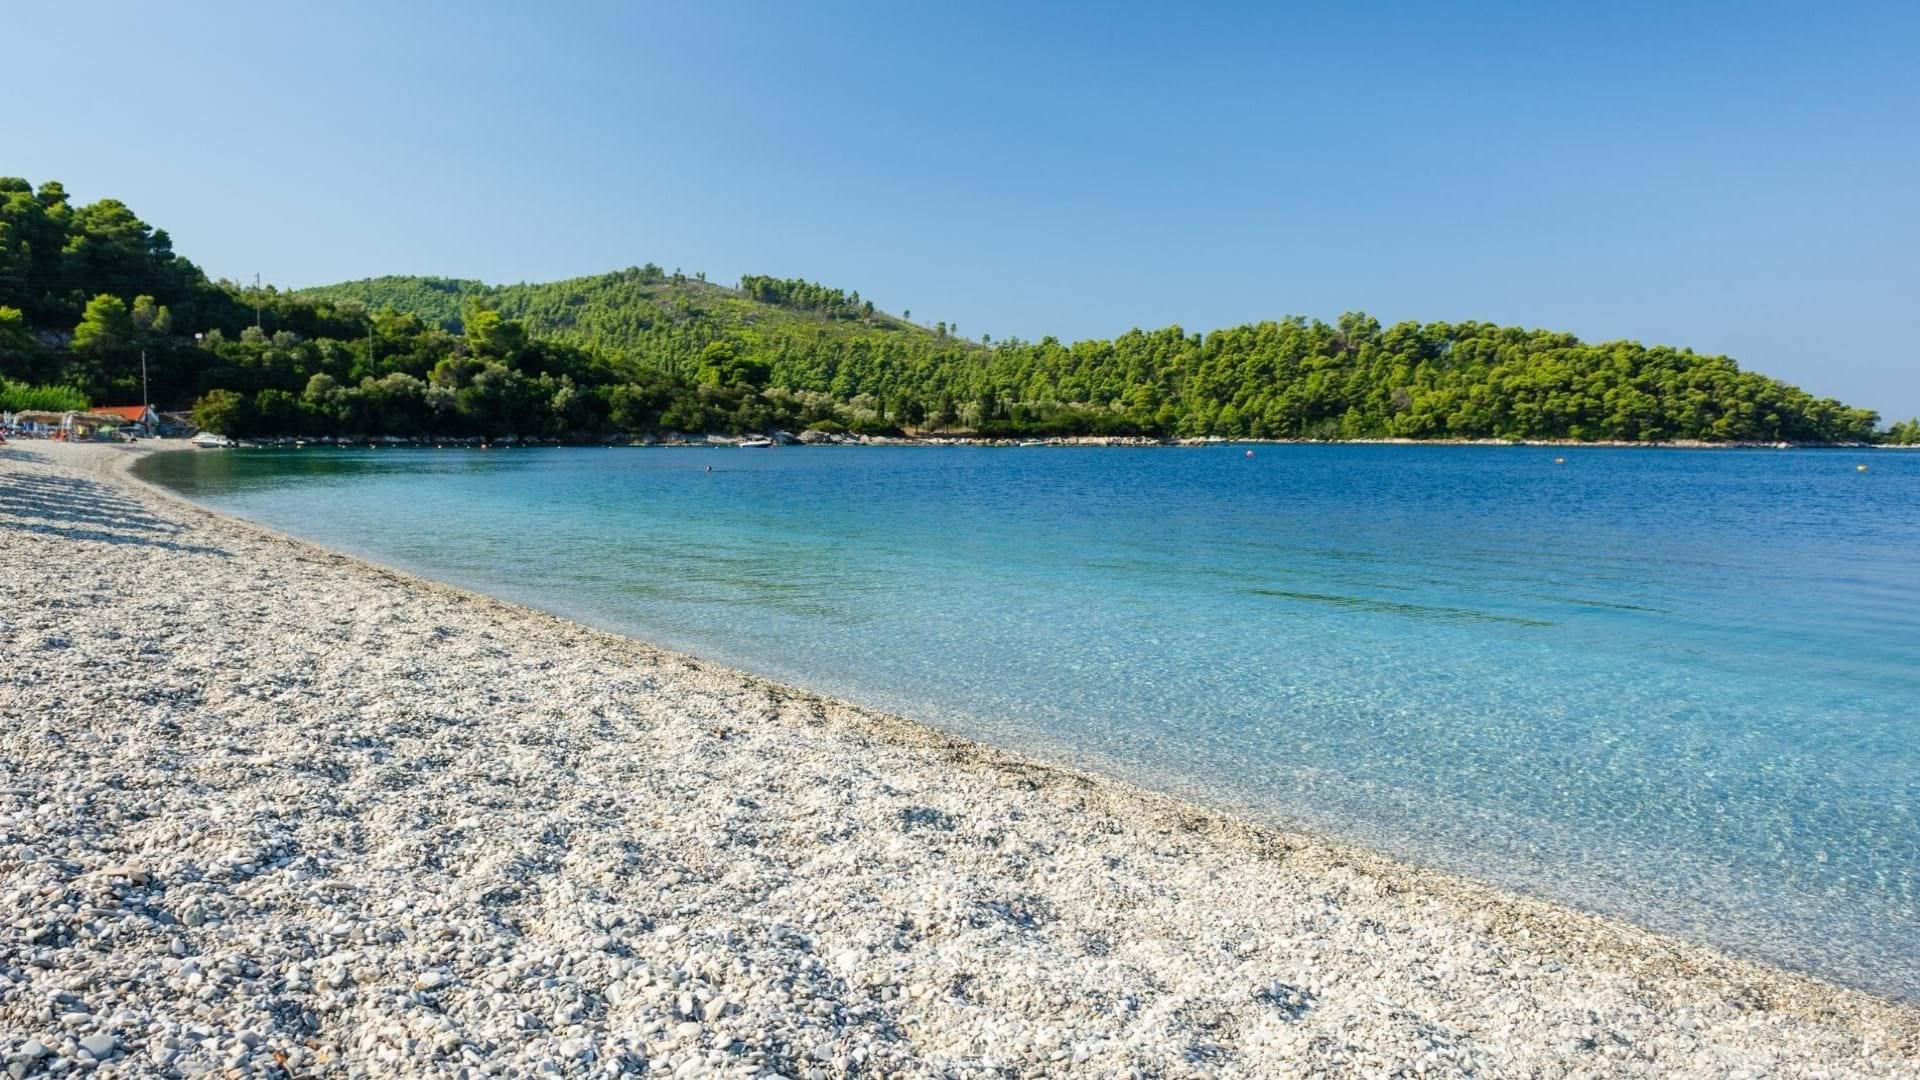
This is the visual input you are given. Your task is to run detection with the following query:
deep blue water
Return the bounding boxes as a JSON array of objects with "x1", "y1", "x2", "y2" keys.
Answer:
[{"x1": 139, "y1": 444, "x2": 1920, "y2": 997}]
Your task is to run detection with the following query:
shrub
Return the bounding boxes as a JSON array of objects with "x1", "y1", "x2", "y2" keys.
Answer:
[
  {"x1": 0, "y1": 378, "x2": 89, "y2": 413},
  {"x1": 191, "y1": 388, "x2": 252, "y2": 436}
]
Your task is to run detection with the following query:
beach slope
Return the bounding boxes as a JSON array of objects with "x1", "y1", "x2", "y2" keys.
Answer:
[{"x1": 1, "y1": 440, "x2": 1915, "y2": 1077}]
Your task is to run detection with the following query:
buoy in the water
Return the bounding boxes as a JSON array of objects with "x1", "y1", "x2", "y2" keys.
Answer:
[
  {"x1": 1858, "y1": 464, "x2": 1869, "y2": 472},
  {"x1": 1244, "y1": 449, "x2": 1255, "y2": 458},
  {"x1": 1554, "y1": 457, "x2": 1565, "y2": 464}
]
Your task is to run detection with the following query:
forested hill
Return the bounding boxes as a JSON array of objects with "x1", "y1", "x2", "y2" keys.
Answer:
[
  {"x1": 296, "y1": 269, "x2": 963, "y2": 374},
  {"x1": 2, "y1": 177, "x2": 1906, "y2": 442},
  {"x1": 300, "y1": 271, "x2": 1889, "y2": 443}
]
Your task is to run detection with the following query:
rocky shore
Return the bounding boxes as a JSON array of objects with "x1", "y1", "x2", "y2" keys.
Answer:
[{"x1": 2, "y1": 440, "x2": 1916, "y2": 1078}]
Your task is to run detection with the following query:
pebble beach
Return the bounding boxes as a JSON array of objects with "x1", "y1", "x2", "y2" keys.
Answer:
[{"x1": 2, "y1": 439, "x2": 1916, "y2": 1078}]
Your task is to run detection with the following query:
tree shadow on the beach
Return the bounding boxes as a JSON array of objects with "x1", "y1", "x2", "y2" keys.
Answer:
[
  {"x1": 0, "y1": 445, "x2": 46, "y2": 464},
  {"x1": 0, "y1": 473, "x2": 174, "y2": 529},
  {"x1": 0, "y1": 470, "x2": 229, "y2": 557}
]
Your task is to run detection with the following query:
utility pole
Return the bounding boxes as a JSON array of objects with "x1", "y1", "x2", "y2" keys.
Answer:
[{"x1": 253, "y1": 272, "x2": 263, "y2": 330}]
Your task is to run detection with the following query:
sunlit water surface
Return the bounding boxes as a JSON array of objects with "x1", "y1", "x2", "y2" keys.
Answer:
[{"x1": 139, "y1": 445, "x2": 1920, "y2": 997}]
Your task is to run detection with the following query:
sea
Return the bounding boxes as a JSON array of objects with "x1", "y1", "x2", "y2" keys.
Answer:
[{"x1": 138, "y1": 443, "x2": 1920, "y2": 998}]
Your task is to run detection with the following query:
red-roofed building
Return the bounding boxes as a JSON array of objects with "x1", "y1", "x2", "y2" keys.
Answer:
[{"x1": 93, "y1": 405, "x2": 160, "y2": 435}]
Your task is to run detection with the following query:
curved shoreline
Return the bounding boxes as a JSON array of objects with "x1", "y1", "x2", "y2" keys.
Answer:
[
  {"x1": 3, "y1": 438, "x2": 1916, "y2": 1076},
  {"x1": 206, "y1": 432, "x2": 1914, "y2": 450},
  {"x1": 96, "y1": 445, "x2": 1920, "y2": 1007},
  {"x1": 110, "y1": 444, "x2": 1876, "y2": 1001}
]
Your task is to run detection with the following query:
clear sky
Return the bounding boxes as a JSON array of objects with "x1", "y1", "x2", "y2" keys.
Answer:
[{"x1": 12, "y1": 2, "x2": 1919, "y2": 418}]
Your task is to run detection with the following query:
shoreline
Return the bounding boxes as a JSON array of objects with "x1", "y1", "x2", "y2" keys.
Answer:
[
  {"x1": 4, "y1": 439, "x2": 1917, "y2": 1076},
  {"x1": 91, "y1": 432, "x2": 1913, "y2": 451}
]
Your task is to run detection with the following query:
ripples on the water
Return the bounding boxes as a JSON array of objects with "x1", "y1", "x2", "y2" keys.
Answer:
[{"x1": 139, "y1": 444, "x2": 1920, "y2": 998}]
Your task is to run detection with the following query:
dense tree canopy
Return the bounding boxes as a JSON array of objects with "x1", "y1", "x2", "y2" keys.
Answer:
[
  {"x1": 737, "y1": 275, "x2": 872, "y2": 319},
  {"x1": 0, "y1": 179, "x2": 1893, "y2": 444},
  {"x1": 305, "y1": 275, "x2": 1884, "y2": 443}
]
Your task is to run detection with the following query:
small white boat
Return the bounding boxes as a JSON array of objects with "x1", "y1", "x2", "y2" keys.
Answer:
[
  {"x1": 190, "y1": 432, "x2": 234, "y2": 449},
  {"x1": 738, "y1": 437, "x2": 775, "y2": 448}
]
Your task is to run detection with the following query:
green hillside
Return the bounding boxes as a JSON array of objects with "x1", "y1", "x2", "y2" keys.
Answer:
[
  {"x1": 3, "y1": 176, "x2": 1905, "y2": 443},
  {"x1": 296, "y1": 267, "x2": 971, "y2": 381},
  {"x1": 298, "y1": 269, "x2": 932, "y2": 341},
  {"x1": 299, "y1": 271, "x2": 1891, "y2": 444}
]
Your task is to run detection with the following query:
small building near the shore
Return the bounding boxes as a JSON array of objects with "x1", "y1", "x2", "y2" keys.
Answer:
[
  {"x1": 7, "y1": 410, "x2": 127, "y2": 439},
  {"x1": 8, "y1": 410, "x2": 67, "y2": 436},
  {"x1": 93, "y1": 404, "x2": 161, "y2": 436},
  {"x1": 64, "y1": 412, "x2": 125, "y2": 439}
]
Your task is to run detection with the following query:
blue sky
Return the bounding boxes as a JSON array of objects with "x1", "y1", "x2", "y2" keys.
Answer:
[{"x1": 12, "y1": 2, "x2": 1919, "y2": 418}]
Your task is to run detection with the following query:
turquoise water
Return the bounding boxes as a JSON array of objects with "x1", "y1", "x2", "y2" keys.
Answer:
[{"x1": 138, "y1": 445, "x2": 1920, "y2": 997}]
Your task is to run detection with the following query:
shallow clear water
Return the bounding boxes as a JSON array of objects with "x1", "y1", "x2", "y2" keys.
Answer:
[{"x1": 139, "y1": 444, "x2": 1920, "y2": 997}]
